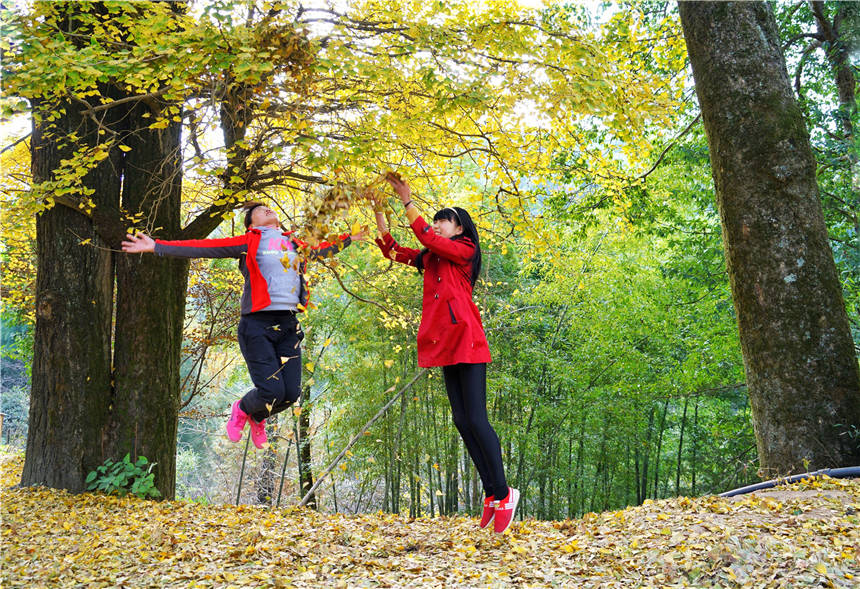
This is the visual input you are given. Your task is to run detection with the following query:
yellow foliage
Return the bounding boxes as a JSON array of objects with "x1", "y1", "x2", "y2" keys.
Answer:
[{"x1": 0, "y1": 139, "x2": 36, "y2": 322}]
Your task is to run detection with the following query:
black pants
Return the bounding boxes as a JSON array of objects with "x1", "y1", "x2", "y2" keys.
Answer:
[
  {"x1": 237, "y1": 311, "x2": 304, "y2": 423},
  {"x1": 442, "y1": 362, "x2": 507, "y2": 499}
]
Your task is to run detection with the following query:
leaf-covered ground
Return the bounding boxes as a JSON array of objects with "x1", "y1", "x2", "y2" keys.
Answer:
[{"x1": 2, "y1": 452, "x2": 857, "y2": 588}]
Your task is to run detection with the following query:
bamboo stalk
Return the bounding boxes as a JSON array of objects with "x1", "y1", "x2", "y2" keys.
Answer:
[{"x1": 299, "y1": 369, "x2": 428, "y2": 507}]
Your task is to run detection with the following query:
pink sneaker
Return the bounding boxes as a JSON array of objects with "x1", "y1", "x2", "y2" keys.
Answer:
[
  {"x1": 226, "y1": 400, "x2": 248, "y2": 442},
  {"x1": 479, "y1": 496, "x2": 496, "y2": 529},
  {"x1": 493, "y1": 487, "x2": 519, "y2": 534},
  {"x1": 248, "y1": 417, "x2": 268, "y2": 449}
]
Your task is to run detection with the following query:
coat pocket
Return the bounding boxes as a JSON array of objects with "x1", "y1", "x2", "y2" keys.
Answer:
[{"x1": 446, "y1": 300, "x2": 458, "y2": 324}]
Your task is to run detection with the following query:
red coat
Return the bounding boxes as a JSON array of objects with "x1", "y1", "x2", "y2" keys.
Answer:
[{"x1": 376, "y1": 216, "x2": 492, "y2": 367}]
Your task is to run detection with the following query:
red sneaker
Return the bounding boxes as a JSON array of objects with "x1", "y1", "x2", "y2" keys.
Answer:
[
  {"x1": 225, "y1": 400, "x2": 248, "y2": 442},
  {"x1": 248, "y1": 417, "x2": 268, "y2": 449},
  {"x1": 493, "y1": 487, "x2": 519, "y2": 534},
  {"x1": 479, "y1": 495, "x2": 496, "y2": 529}
]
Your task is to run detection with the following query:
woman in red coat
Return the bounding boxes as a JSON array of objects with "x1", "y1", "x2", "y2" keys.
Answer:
[{"x1": 372, "y1": 172, "x2": 519, "y2": 533}]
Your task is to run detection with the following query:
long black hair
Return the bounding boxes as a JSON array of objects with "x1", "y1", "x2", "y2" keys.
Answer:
[{"x1": 415, "y1": 207, "x2": 482, "y2": 287}]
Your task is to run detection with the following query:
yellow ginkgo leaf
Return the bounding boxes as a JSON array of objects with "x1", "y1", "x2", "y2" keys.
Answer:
[
  {"x1": 293, "y1": 406, "x2": 302, "y2": 417},
  {"x1": 118, "y1": 145, "x2": 132, "y2": 152},
  {"x1": 305, "y1": 362, "x2": 315, "y2": 373}
]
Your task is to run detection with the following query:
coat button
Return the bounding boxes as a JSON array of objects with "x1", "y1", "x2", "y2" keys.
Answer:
[
  {"x1": 434, "y1": 294, "x2": 439, "y2": 299},
  {"x1": 437, "y1": 276, "x2": 441, "y2": 282}
]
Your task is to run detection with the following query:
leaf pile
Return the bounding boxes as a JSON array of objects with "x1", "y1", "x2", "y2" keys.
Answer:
[{"x1": 2, "y1": 451, "x2": 857, "y2": 588}]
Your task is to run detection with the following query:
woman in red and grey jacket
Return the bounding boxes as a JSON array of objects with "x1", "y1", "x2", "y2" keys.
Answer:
[
  {"x1": 122, "y1": 203, "x2": 364, "y2": 450},
  {"x1": 372, "y1": 172, "x2": 519, "y2": 533}
]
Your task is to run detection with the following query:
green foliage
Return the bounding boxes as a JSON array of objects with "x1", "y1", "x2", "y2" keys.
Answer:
[{"x1": 85, "y1": 454, "x2": 161, "y2": 499}]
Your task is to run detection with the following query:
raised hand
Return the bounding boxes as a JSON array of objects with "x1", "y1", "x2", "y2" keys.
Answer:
[
  {"x1": 351, "y1": 226, "x2": 370, "y2": 242},
  {"x1": 368, "y1": 194, "x2": 386, "y2": 213},
  {"x1": 384, "y1": 171, "x2": 411, "y2": 204},
  {"x1": 121, "y1": 233, "x2": 156, "y2": 254}
]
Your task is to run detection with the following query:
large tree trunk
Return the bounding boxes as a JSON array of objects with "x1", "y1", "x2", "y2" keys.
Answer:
[
  {"x1": 22, "y1": 2, "x2": 188, "y2": 498},
  {"x1": 678, "y1": 1, "x2": 860, "y2": 474},
  {"x1": 22, "y1": 96, "x2": 116, "y2": 491},
  {"x1": 111, "y1": 99, "x2": 186, "y2": 498}
]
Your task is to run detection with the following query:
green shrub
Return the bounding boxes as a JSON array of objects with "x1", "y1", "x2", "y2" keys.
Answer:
[{"x1": 85, "y1": 454, "x2": 161, "y2": 499}]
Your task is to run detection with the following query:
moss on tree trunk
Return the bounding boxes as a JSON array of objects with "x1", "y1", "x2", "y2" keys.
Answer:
[{"x1": 679, "y1": 0, "x2": 860, "y2": 475}]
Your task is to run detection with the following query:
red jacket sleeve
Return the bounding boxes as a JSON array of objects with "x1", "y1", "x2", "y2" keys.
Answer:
[
  {"x1": 375, "y1": 233, "x2": 420, "y2": 266},
  {"x1": 409, "y1": 216, "x2": 475, "y2": 265}
]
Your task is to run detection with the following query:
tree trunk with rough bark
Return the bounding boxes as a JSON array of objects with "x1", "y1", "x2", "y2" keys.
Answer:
[
  {"x1": 23, "y1": 95, "x2": 116, "y2": 491},
  {"x1": 111, "y1": 97, "x2": 186, "y2": 498},
  {"x1": 679, "y1": 0, "x2": 860, "y2": 475},
  {"x1": 22, "y1": 3, "x2": 188, "y2": 498}
]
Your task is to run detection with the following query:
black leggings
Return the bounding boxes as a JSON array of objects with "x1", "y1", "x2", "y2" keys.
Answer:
[
  {"x1": 442, "y1": 362, "x2": 507, "y2": 499},
  {"x1": 237, "y1": 311, "x2": 304, "y2": 422}
]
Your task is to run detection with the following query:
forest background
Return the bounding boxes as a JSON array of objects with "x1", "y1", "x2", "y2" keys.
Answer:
[{"x1": 0, "y1": 0, "x2": 857, "y2": 521}]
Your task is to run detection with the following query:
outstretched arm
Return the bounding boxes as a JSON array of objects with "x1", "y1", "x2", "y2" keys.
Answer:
[
  {"x1": 383, "y1": 173, "x2": 474, "y2": 265},
  {"x1": 373, "y1": 208, "x2": 389, "y2": 238},
  {"x1": 385, "y1": 173, "x2": 420, "y2": 225},
  {"x1": 123, "y1": 233, "x2": 248, "y2": 258},
  {"x1": 368, "y1": 192, "x2": 420, "y2": 266}
]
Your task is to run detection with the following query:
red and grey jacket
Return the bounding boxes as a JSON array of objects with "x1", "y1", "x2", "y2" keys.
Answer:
[
  {"x1": 375, "y1": 216, "x2": 491, "y2": 367},
  {"x1": 155, "y1": 229, "x2": 351, "y2": 314}
]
